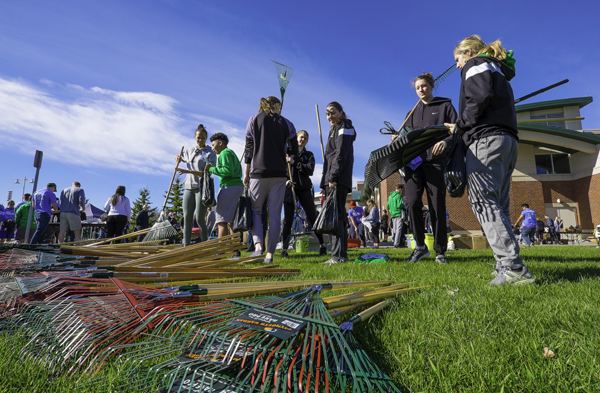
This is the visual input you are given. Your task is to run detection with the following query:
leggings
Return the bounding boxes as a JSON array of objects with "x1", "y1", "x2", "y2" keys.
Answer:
[
  {"x1": 183, "y1": 187, "x2": 208, "y2": 246},
  {"x1": 106, "y1": 215, "x2": 128, "y2": 242}
]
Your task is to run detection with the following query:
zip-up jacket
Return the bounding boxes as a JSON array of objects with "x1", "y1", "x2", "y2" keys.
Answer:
[
  {"x1": 320, "y1": 119, "x2": 356, "y2": 190},
  {"x1": 405, "y1": 97, "x2": 457, "y2": 165},
  {"x1": 289, "y1": 148, "x2": 315, "y2": 191},
  {"x1": 456, "y1": 56, "x2": 518, "y2": 147},
  {"x1": 245, "y1": 112, "x2": 298, "y2": 178}
]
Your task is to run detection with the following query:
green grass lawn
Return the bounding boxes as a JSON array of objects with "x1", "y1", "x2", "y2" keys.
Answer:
[{"x1": 2, "y1": 245, "x2": 600, "y2": 392}]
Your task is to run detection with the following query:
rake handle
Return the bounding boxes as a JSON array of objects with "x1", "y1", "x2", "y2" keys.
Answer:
[
  {"x1": 163, "y1": 146, "x2": 185, "y2": 211},
  {"x1": 315, "y1": 104, "x2": 325, "y2": 162}
]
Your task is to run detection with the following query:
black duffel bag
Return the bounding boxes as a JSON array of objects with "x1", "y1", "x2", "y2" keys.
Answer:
[{"x1": 202, "y1": 173, "x2": 217, "y2": 207}]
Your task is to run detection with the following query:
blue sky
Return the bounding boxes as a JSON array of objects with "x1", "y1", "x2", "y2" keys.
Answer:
[{"x1": 1, "y1": 0, "x2": 599, "y2": 209}]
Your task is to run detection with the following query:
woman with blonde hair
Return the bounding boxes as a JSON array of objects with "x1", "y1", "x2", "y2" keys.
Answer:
[
  {"x1": 445, "y1": 35, "x2": 534, "y2": 285},
  {"x1": 280, "y1": 130, "x2": 327, "y2": 257},
  {"x1": 402, "y1": 72, "x2": 457, "y2": 264},
  {"x1": 320, "y1": 101, "x2": 356, "y2": 264}
]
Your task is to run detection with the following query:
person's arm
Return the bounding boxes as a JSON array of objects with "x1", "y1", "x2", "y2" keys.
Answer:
[
  {"x1": 433, "y1": 102, "x2": 459, "y2": 155},
  {"x1": 294, "y1": 151, "x2": 315, "y2": 176},
  {"x1": 327, "y1": 126, "x2": 355, "y2": 186},
  {"x1": 125, "y1": 198, "x2": 132, "y2": 221},
  {"x1": 104, "y1": 198, "x2": 111, "y2": 213},
  {"x1": 79, "y1": 189, "x2": 86, "y2": 210},
  {"x1": 244, "y1": 163, "x2": 251, "y2": 187},
  {"x1": 514, "y1": 214, "x2": 524, "y2": 227},
  {"x1": 243, "y1": 115, "x2": 256, "y2": 187}
]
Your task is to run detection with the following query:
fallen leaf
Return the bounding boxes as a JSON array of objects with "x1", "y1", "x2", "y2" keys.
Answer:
[
  {"x1": 543, "y1": 347, "x2": 555, "y2": 359},
  {"x1": 447, "y1": 288, "x2": 459, "y2": 296},
  {"x1": 475, "y1": 274, "x2": 481, "y2": 278}
]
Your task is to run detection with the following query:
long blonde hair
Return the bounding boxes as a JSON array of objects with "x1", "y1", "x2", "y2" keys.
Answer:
[
  {"x1": 454, "y1": 35, "x2": 508, "y2": 61},
  {"x1": 259, "y1": 96, "x2": 280, "y2": 116}
]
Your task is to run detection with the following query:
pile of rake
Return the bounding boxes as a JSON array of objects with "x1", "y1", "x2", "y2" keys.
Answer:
[{"x1": 80, "y1": 282, "x2": 414, "y2": 392}]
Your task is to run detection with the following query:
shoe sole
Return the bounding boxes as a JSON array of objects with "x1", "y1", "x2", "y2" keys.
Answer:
[{"x1": 510, "y1": 277, "x2": 535, "y2": 285}]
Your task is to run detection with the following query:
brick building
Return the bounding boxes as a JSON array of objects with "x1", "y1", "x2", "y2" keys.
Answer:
[{"x1": 375, "y1": 97, "x2": 600, "y2": 233}]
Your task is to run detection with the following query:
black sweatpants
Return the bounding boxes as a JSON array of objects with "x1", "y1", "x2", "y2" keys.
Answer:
[
  {"x1": 404, "y1": 164, "x2": 447, "y2": 256},
  {"x1": 326, "y1": 185, "x2": 350, "y2": 261},
  {"x1": 281, "y1": 188, "x2": 324, "y2": 249}
]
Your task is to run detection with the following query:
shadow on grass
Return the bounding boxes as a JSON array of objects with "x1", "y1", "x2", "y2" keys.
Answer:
[{"x1": 533, "y1": 265, "x2": 600, "y2": 283}]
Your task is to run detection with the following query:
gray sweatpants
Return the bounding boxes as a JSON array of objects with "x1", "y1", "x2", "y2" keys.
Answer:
[
  {"x1": 391, "y1": 216, "x2": 403, "y2": 247},
  {"x1": 466, "y1": 135, "x2": 522, "y2": 269},
  {"x1": 249, "y1": 177, "x2": 286, "y2": 254}
]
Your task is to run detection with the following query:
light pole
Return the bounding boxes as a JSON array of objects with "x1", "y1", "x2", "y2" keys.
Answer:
[{"x1": 15, "y1": 177, "x2": 34, "y2": 200}]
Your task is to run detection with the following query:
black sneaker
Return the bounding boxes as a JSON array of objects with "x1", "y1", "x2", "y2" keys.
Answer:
[
  {"x1": 319, "y1": 244, "x2": 327, "y2": 256},
  {"x1": 280, "y1": 250, "x2": 289, "y2": 258},
  {"x1": 406, "y1": 246, "x2": 430, "y2": 263}
]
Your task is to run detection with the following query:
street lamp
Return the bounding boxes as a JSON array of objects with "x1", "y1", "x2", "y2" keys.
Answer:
[{"x1": 15, "y1": 177, "x2": 35, "y2": 200}]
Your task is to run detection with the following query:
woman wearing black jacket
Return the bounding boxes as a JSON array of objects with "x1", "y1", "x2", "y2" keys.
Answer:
[
  {"x1": 445, "y1": 35, "x2": 534, "y2": 285},
  {"x1": 280, "y1": 130, "x2": 326, "y2": 257},
  {"x1": 403, "y1": 73, "x2": 457, "y2": 264},
  {"x1": 320, "y1": 102, "x2": 356, "y2": 264}
]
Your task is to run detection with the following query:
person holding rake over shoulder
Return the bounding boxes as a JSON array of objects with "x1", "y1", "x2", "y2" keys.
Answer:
[
  {"x1": 402, "y1": 72, "x2": 457, "y2": 264},
  {"x1": 204, "y1": 132, "x2": 244, "y2": 238},
  {"x1": 321, "y1": 101, "x2": 356, "y2": 264},
  {"x1": 176, "y1": 124, "x2": 217, "y2": 247},
  {"x1": 280, "y1": 130, "x2": 327, "y2": 258},
  {"x1": 444, "y1": 35, "x2": 534, "y2": 285}
]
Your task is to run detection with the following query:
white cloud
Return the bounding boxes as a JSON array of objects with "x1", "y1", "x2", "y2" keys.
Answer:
[{"x1": 0, "y1": 77, "x2": 243, "y2": 175}]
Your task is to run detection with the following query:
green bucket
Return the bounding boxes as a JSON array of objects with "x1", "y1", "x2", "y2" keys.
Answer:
[
  {"x1": 295, "y1": 236, "x2": 310, "y2": 253},
  {"x1": 424, "y1": 233, "x2": 435, "y2": 252}
]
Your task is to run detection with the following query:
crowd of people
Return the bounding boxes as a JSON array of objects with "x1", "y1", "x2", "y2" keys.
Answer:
[{"x1": 4, "y1": 34, "x2": 577, "y2": 285}]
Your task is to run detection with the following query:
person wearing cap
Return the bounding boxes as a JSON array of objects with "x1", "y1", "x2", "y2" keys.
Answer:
[
  {"x1": 135, "y1": 205, "x2": 150, "y2": 242},
  {"x1": 348, "y1": 201, "x2": 366, "y2": 246},
  {"x1": 58, "y1": 182, "x2": 86, "y2": 243},
  {"x1": 31, "y1": 182, "x2": 60, "y2": 244}
]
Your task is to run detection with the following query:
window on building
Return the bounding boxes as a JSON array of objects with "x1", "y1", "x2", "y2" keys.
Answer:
[
  {"x1": 535, "y1": 154, "x2": 571, "y2": 174},
  {"x1": 530, "y1": 111, "x2": 565, "y2": 128}
]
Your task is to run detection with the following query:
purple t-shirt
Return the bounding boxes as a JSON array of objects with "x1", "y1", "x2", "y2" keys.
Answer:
[
  {"x1": 33, "y1": 189, "x2": 57, "y2": 216},
  {"x1": 348, "y1": 206, "x2": 364, "y2": 225},
  {"x1": 521, "y1": 208, "x2": 537, "y2": 228}
]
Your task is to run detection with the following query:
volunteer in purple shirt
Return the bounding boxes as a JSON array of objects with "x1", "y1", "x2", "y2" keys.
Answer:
[
  {"x1": 514, "y1": 204, "x2": 536, "y2": 247},
  {"x1": 0, "y1": 200, "x2": 16, "y2": 243},
  {"x1": 31, "y1": 182, "x2": 60, "y2": 244}
]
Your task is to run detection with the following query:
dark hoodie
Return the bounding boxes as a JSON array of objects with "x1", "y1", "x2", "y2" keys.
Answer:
[
  {"x1": 289, "y1": 148, "x2": 316, "y2": 191},
  {"x1": 320, "y1": 119, "x2": 356, "y2": 190},
  {"x1": 405, "y1": 97, "x2": 457, "y2": 165},
  {"x1": 456, "y1": 56, "x2": 518, "y2": 147}
]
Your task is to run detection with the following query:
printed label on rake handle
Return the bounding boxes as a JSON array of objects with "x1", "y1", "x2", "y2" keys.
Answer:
[
  {"x1": 230, "y1": 308, "x2": 306, "y2": 340},
  {"x1": 165, "y1": 376, "x2": 247, "y2": 393}
]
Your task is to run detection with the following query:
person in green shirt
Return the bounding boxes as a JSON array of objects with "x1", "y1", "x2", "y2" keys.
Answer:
[
  {"x1": 205, "y1": 132, "x2": 244, "y2": 238},
  {"x1": 386, "y1": 184, "x2": 405, "y2": 248},
  {"x1": 15, "y1": 197, "x2": 37, "y2": 244}
]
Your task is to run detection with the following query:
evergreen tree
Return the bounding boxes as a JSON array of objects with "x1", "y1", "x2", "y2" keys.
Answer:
[
  {"x1": 163, "y1": 176, "x2": 184, "y2": 218},
  {"x1": 130, "y1": 186, "x2": 158, "y2": 232}
]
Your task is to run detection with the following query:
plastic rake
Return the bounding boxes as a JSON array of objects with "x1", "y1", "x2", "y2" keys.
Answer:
[{"x1": 271, "y1": 60, "x2": 293, "y2": 111}]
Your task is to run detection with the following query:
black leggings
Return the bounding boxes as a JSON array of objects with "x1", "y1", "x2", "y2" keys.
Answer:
[
  {"x1": 106, "y1": 215, "x2": 128, "y2": 242},
  {"x1": 281, "y1": 188, "x2": 324, "y2": 248}
]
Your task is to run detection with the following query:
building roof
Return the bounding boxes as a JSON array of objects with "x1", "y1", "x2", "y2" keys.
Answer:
[
  {"x1": 516, "y1": 97, "x2": 593, "y2": 113},
  {"x1": 518, "y1": 124, "x2": 600, "y2": 154}
]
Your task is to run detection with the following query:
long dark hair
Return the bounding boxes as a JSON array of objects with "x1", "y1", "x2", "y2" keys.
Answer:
[{"x1": 111, "y1": 186, "x2": 126, "y2": 206}]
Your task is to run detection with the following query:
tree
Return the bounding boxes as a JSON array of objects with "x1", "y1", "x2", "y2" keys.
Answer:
[
  {"x1": 129, "y1": 186, "x2": 158, "y2": 232},
  {"x1": 163, "y1": 176, "x2": 184, "y2": 218}
]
